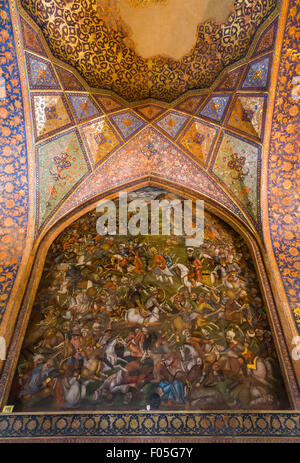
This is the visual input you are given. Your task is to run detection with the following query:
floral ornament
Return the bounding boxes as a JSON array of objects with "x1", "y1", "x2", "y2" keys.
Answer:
[
  {"x1": 141, "y1": 141, "x2": 158, "y2": 159},
  {"x1": 227, "y1": 151, "x2": 249, "y2": 182},
  {"x1": 50, "y1": 152, "x2": 71, "y2": 181}
]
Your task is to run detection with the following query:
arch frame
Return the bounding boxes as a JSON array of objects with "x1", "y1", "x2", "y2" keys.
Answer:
[{"x1": 0, "y1": 177, "x2": 299, "y2": 417}]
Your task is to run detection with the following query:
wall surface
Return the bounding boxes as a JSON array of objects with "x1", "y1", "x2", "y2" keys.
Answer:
[{"x1": 0, "y1": 0, "x2": 299, "y2": 441}]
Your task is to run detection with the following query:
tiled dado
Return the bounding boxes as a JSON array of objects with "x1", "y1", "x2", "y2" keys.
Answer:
[{"x1": 0, "y1": 412, "x2": 300, "y2": 441}]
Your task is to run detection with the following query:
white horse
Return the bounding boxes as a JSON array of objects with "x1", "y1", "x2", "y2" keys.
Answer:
[
  {"x1": 61, "y1": 376, "x2": 81, "y2": 407},
  {"x1": 171, "y1": 263, "x2": 208, "y2": 293},
  {"x1": 102, "y1": 338, "x2": 129, "y2": 370},
  {"x1": 124, "y1": 306, "x2": 160, "y2": 325},
  {"x1": 153, "y1": 266, "x2": 174, "y2": 284},
  {"x1": 180, "y1": 343, "x2": 202, "y2": 372},
  {"x1": 247, "y1": 356, "x2": 280, "y2": 387}
]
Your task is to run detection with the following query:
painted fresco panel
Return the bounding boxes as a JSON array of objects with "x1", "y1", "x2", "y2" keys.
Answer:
[
  {"x1": 212, "y1": 133, "x2": 260, "y2": 220},
  {"x1": 37, "y1": 129, "x2": 90, "y2": 228}
]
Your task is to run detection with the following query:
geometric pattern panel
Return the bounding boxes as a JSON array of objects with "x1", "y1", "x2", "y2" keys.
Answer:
[
  {"x1": 55, "y1": 66, "x2": 85, "y2": 91},
  {"x1": 174, "y1": 95, "x2": 205, "y2": 114},
  {"x1": 37, "y1": 129, "x2": 90, "y2": 228},
  {"x1": 66, "y1": 94, "x2": 102, "y2": 123},
  {"x1": 134, "y1": 105, "x2": 166, "y2": 121},
  {"x1": 20, "y1": 17, "x2": 48, "y2": 57},
  {"x1": 226, "y1": 94, "x2": 266, "y2": 140},
  {"x1": 216, "y1": 67, "x2": 244, "y2": 91},
  {"x1": 199, "y1": 95, "x2": 231, "y2": 123},
  {"x1": 80, "y1": 118, "x2": 122, "y2": 167},
  {"x1": 26, "y1": 53, "x2": 60, "y2": 90},
  {"x1": 154, "y1": 111, "x2": 189, "y2": 139},
  {"x1": 93, "y1": 95, "x2": 124, "y2": 113},
  {"x1": 31, "y1": 93, "x2": 74, "y2": 141},
  {"x1": 241, "y1": 56, "x2": 271, "y2": 90},
  {"x1": 212, "y1": 132, "x2": 260, "y2": 219},
  {"x1": 178, "y1": 119, "x2": 219, "y2": 165},
  {"x1": 110, "y1": 111, "x2": 146, "y2": 139}
]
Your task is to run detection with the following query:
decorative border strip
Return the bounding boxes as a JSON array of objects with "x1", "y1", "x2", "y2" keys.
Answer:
[
  {"x1": 262, "y1": 0, "x2": 300, "y2": 336},
  {"x1": 0, "y1": 412, "x2": 299, "y2": 440}
]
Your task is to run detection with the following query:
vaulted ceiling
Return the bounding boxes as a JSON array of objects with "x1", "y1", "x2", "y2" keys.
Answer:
[
  {"x1": 16, "y1": 0, "x2": 281, "y2": 238},
  {"x1": 21, "y1": 0, "x2": 278, "y2": 101}
]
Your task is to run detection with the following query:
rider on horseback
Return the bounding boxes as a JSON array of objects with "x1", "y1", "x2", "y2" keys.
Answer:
[{"x1": 186, "y1": 248, "x2": 202, "y2": 284}]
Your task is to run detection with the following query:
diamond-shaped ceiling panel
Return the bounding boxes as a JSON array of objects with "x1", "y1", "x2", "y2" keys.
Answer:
[
  {"x1": 93, "y1": 95, "x2": 124, "y2": 113},
  {"x1": 252, "y1": 18, "x2": 278, "y2": 57},
  {"x1": 178, "y1": 119, "x2": 219, "y2": 165},
  {"x1": 212, "y1": 132, "x2": 260, "y2": 219},
  {"x1": 66, "y1": 94, "x2": 102, "y2": 123},
  {"x1": 55, "y1": 66, "x2": 85, "y2": 91},
  {"x1": 154, "y1": 112, "x2": 190, "y2": 139},
  {"x1": 199, "y1": 95, "x2": 231, "y2": 123},
  {"x1": 216, "y1": 67, "x2": 244, "y2": 92},
  {"x1": 175, "y1": 96, "x2": 205, "y2": 114},
  {"x1": 134, "y1": 105, "x2": 166, "y2": 121},
  {"x1": 226, "y1": 94, "x2": 266, "y2": 140},
  {"x1": 20, "y1": 17, "x2": 48, "y2": 57},
  {"x1": 110, "y1": 111, "x2": 146, "y2": 139},
  {"x1": 31, "y1": 93, "x2": 74, "y2": 141},
  {"x1": 80, "y1": 118, "x2": 122, "y2": 167},
  {"x1": 26, "y1": 53, "x2": 60, "y2": 90},
  {"x1": 241, "y1": 56, "x2": 271, "y2": 90}
]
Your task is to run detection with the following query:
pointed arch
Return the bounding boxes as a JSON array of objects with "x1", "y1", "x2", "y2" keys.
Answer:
[{"x1": 0, "y1": 177, "x2": 299, "y2": 409}]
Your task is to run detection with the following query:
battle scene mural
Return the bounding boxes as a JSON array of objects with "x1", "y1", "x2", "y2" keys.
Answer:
[{"x1": 9, "y1": 189, "x2": 289, "y2": 412}]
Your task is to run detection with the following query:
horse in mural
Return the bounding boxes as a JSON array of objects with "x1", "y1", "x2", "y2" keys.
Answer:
[
  {"x1": 171, "y1": 263, "x2": 210, "y2": 293},
  {"x1": 179, "y1": 343, "x2": 202, "y2": 372},
  {"x1": 246, "y1": 356, "x2": 281, "y2": 387},
  {"x1": 124, "y1": 306, "x2": 161, "y2": 325}
]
